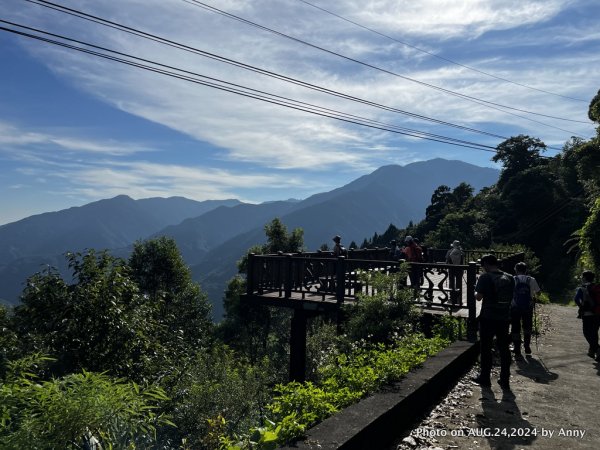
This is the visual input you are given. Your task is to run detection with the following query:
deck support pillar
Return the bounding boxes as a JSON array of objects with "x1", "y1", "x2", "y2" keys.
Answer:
[{"x1": 290, "y1": 308, "x2": 308, "y2": 382}]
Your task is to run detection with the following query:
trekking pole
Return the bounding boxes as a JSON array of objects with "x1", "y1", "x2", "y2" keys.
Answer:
[{"x1": 533, "y1": 300, "x2": 539, "y2": 352}]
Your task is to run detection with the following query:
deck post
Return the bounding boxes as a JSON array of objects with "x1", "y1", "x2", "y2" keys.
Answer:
[
  {"x1": 284, "y1": 254, "x2": 293, "y2": 298},
  {"x1": 335, "y1": 256, "x2": 346, "y2": 303},
  {"x1": 289, "y1": 308, "x2": 307, "y2": 382},
  {"x1": 466, "y1": 261, "x2": 478, "y2": 341}
]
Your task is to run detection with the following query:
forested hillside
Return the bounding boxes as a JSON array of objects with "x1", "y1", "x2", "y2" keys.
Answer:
[{"x1": 1, "y1": 91, "x2": 598, "y2": 449}]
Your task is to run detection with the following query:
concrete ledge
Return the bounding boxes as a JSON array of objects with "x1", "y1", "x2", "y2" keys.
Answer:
[{"x1": 281, "y1": 339, "x2": 479, "y2": 450}]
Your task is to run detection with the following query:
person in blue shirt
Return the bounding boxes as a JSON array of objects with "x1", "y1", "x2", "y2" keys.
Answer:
[{"x1": 574, "y1": 270, "x2": 600, "y2": 360}]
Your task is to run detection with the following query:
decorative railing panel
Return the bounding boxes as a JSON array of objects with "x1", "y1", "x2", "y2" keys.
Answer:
[{"x1": 247, "y1": 255, "x2": 471, "y2": 307}]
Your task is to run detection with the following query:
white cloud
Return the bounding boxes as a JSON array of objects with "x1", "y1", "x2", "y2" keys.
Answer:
[
  {"x1": 0, "y1": 122, "x2": 153, "y2": 156},
  {"x1": 2, "y1": 0, "x2": 598, "y2": 175},
  {"x1": 0, "y1": 120, "x2": 325, "y2": 202},
  {"x1": 346, "y1": 0, "x2": 570, "y2": 38}
]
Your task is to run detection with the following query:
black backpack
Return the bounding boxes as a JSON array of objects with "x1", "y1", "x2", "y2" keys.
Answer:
[
  {"x1": 512, "y1": 276, "x2": 532, "y2": 309},
  {"x1": 491, "y1": 272, "x2": 514, "y2": 306}
]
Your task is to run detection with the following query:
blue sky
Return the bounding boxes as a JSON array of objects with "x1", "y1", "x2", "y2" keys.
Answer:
[{"x1": 1, "y1": 0, "x2": 598, "y2": 225}]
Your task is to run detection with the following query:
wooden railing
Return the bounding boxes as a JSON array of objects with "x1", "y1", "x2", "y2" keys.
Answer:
[
  {"x1": 246, "y1": 249, "x2": 523, "y2": 326},
  {"x1": 425, "y1": 248, "x2": 525, "y2": 265},
  {"x1": 246, "y1": 253, "x2": 476, "y2": 306}
]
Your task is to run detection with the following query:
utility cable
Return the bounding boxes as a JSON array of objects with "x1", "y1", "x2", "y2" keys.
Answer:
[
  {"x1": 23, "y1": 0, "x2": 573, "y2": 151},
  {"x1": 181, "y1": 0, "x2": 589, "y2": 136},
  {"x1": 293, "y1": 0, "x2": 587, "y2": 103},
  {"x1": 21, "y1": 0, "x2": 509, "y2": 142},
  {"x1": 0, "y1": 20, "x2": 500, "y2": 152}
]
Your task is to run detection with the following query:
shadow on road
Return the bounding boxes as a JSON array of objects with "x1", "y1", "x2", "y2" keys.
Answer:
[
  {"x1": 478, "y1": 387, "x2": 538, "y2": 449},
  {"x1": 514, "y1": 355, "x2": 559, "y2": 384}
]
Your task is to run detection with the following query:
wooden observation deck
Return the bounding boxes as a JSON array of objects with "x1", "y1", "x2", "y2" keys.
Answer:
[{"x1": 241, "y1": 247, "x2": 524, "y2": 381}]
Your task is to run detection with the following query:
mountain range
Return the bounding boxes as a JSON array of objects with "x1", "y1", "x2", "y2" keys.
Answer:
[{"x1": 0, "y1": 158, "x2": 499, "y2": 318}]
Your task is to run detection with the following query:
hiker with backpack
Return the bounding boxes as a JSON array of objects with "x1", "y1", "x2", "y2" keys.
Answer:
[
  {"x1": 472, "y1": 254, "x2": 515, "y2": 390},
  {"x1": 574, "y1": 270, "x2": 600, "y2": 361},
  {"x1": 510, "y1": 262, "x2": 541, "y2": 360}
]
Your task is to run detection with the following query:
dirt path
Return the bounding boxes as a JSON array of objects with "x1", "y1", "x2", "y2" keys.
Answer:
[{"x1": 395, "y1": 304, "x2": 600, "y2": 450}]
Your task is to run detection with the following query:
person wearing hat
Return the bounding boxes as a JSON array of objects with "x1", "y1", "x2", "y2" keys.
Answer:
[
  {"x1": 332, "y1": 235, "x2": 345, "y2": 257},
  {"x1": 445, "y1": 240, "x2": 464, "y2": 291},
  {"x1": 388, "y1": 240, "x2": 401, "y2": 260},
  {"x1": 472, "y1": 254, "x2": 515, "y2": 390}
]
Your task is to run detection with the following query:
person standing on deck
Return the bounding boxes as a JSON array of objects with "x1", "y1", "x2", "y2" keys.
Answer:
[
  {"x1": 445, "y1": 240, "x2": 464, "y2": 291},
  {"x1": 472, "y1": 254, "x2": 515, "y2": 390},
  {"x1": 388, "y1": 240, "x2": 401, "y2": 260},
  {"x1": 510, "y1": 262, "x2": 540, "y2": 360},
  {"x1": 332, "y1": 235, "x2": 345, "y2": 257},
  {"x1": 403, "y1": 236, "x2": 423, "y2": 288}
]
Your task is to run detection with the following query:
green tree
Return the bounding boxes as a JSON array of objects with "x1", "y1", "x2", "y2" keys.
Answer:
[
  {"x1": 263, "y1": 218, "x2": 304, "y2": 254},
  {"x1": 580, "y1": 197, "x2": 600, "y2": 271},
  {"x1": 493, "y1": 135, "x2": 547, "y2": 190},
  {"x1": 425, "y1": 185, "x2": 452, "y2": 222},
  {"x1": 419, "y1": 184, "x2": 475, "y2": 238},
  {"x1": 0, "y1": 305, "x2": 18, "y2": 378},
  {"x1": 129, "y1": 237, "x2": 213, "y2": 351},
  {"x1": 452, "y1": 182, "x2": 475, "y2": 205},
  {"x1": 588, "y1": 88, "x2": 600, "y2": 123},
  {"x1": 424, "y1": 210, "x2": 481, "y2": 249},
  {"x1": 13, "y1": 251, "x2": 148, "y2": 378}
]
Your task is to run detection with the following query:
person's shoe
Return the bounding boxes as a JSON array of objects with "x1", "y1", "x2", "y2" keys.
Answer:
[
  {"x1": 497, "y1": 378, "x2": 511, "y2": 390},
  {"x1": 524, "y1": 344, "x2": 532, "y2": 355},
  {"x1": 471, "y1": 375, "x2": 491, "y2": 387}
]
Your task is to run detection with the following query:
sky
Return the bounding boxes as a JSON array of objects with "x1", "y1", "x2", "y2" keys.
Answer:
[{"x1": 1, "y1": 0, "x2": 598, "y2": 225}]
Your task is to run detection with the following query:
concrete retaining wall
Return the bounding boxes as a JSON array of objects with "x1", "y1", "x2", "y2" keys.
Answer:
[{"x1": 281, "y1": 339, "x2": 479, "y2": 450}]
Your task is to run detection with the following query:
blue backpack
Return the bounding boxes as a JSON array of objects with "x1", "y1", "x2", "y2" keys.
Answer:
[{"x1": 512, "y1": 276, "x2": 532, "y2": 309}]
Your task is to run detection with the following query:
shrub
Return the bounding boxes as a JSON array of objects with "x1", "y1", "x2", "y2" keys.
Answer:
[{"x1": 0, "y1": 355, "x2": 172, "y2": 449}]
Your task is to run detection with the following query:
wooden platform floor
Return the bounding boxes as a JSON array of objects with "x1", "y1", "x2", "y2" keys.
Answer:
[{"x1": 250, "y1": 271, "x2": 481, "y2": 318}]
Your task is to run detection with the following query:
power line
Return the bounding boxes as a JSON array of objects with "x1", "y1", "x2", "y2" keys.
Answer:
[
  {"x1": 181, "y1": 0, "x2": 589, "y2": 136},
  {"x1": 21, "y1": 1, "x2": 574, "y2": 152},
  {"x1": 0, "y1": 20, "x2": 500, "y2": 153},
  {"x1": 293, "y1": 0, "x2": 587, "y2": 103},
  {"x1": 21, "y1": 0, "x2": 510, "y2": 142}
]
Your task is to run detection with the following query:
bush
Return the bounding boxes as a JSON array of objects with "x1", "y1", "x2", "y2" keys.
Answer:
[
  {"x1": 158, "y1": 345, "x2": 274, "y2": 448},
  {"x1": 343, "y1": 267, "x2": 421, "y2": 343},
  {"x1": 220, "y1": 333, "x2": 450, "y2": 449},
  {"x1": 0, "y1": 355, "x2": 172, "y2": 449}
]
